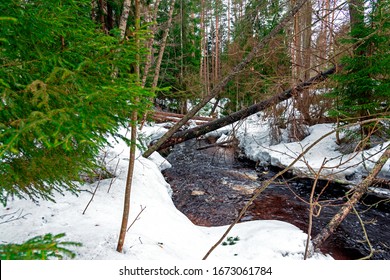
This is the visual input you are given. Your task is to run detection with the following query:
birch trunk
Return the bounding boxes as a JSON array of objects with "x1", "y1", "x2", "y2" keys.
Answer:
[{"x1": 119, "y1": 0, "x2": 131, "y2": 38}]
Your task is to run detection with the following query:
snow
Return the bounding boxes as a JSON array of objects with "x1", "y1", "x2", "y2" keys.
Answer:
[
  {"x1": 0, "y1": 125, "x2": 333, "y2": 260},
  {"x1": 235, "y1": 114, "x2": 390, "y2": 183}
]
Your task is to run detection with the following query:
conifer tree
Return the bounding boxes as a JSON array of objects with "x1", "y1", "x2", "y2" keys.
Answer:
[
  {"x1": 330, "y1": 0, "x2": 390, "y2": 144},
  {"x1": 0, "y1": 0, "x2": 152, "y2": 205}
]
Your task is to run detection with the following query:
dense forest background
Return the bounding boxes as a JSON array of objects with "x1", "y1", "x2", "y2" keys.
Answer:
[{"x1": 1, "y1": 0, "x2": 389, "y2": 259}]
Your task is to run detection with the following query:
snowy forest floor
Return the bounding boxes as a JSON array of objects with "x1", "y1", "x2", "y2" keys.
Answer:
[{"x1": 1, "y1": 114, "x2": 389, "y2": 260}]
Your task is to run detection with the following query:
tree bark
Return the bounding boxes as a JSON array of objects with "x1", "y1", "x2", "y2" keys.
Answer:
[
  {"x1": 141, "y1": 0, "x2": 161, "y2": 87},
  {"x1": 152, "y1": 0, "x2": 176, "y2": 89},
  {"x1": 119, "y1": 0, "x2": 131, "y2": 38},
  {"x1": 294, "y1": 0, "x2": 313, "y2": 125},
  {"x1": 142, "y1": 0, "x2": 309, "y2": 158},
  {"x1": 155, "y1": 65, "x2": 339, "y2": 151},
  {"x1": 310, "y1": 145, "x2": 390, "y2": 256},
  {"x1": 117, "y1": 0, "x2": 140, "y2": 253},
  {"x1": 98, "y1": 0, "x2": 107, "y2": 32},
  {"x1": 214, "y1": 0, "x2": 220, "y2": 87}
]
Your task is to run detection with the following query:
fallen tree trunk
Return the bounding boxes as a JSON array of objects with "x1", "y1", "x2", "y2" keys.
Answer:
[
  {"x1": 152, "y1": 111, "x2": 214, "y2": 124},
  {"x1": 142, "y1": 0, "x2": 308, "y2": 158},
  {"x1": 155, "y1": 66, "x2": 339, "y2": 151},
  {"x1": 310, "y1": 145, "x2": 390, "y2": 258},
  {"x1": 196, "y1": 140, "x2": 236, "y2": 151}
]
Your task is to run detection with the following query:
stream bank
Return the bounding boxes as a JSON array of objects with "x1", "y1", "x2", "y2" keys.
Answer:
[{"x1": 162, "y1": 139, "x2": 390, "y2": 260}]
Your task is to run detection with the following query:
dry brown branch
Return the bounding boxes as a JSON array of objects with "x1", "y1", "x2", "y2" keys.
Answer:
[
  {"x1": 151, "y1": 111, "x2": 214, "y2": 125},
  {"x1": 107, "y1": 157, "x2": 121, "y2": 194},
  {"x1": 352, "y1": 204, "x2": 374, "y2": 260},
  {"x1": 0, "y1": 209, "x2": 30, "y2": 225},
  {"x1": 127, "y1": 205, "x2": 146, "y2": 232},
  {"x1": 304, "y1": 158, "x2": 327, "y2": 260},
  {"x1": 82, "y1": 151, "x2": 108, "y2": 215}
]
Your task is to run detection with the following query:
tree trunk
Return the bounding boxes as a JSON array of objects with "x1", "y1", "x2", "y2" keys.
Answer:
[
  {"x1": 180, "y1": 0, "x2": 184, "y2": 84},
  {"x1": 117, "y1": 0, "x2": 140, "y2": 253},
  {"x1": 200, "y1": 0, "x2": 205, "y2": 92},
  {"x1": 98, "y1": 0, "x2": 107, "y2": 33},
  {"x1": 141, "y1": 0, "x2": 161, "y2": 87},
  {"x1": 119, "y1": 0, "x2": 131, "y2": 38},
  {"x1": 142, "y1": 0, "x2": 309, "y2": 158},
  {"x1": 227, "y1": 0, "x2": 231, "y2": 45},
  {"x1": 152, "y1": 0, "x2": 176, "y2": 89},
  {"x1": 214, "y1": 0, "x2": 220, "y2": 87},
  {"x1": 295, "y1": 0, "x2": 313, "y2": 125},
  {"x1": 156, "y1": 66, "x2": 338, "y2": 151},
  {"x1": 310, "y1": 145, "x2": 390, "y2": 256}
]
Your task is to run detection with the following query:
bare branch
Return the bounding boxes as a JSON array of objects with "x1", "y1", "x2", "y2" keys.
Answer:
[{"x1": 0, "y1": 209, "x2": 31, "y2": 225}]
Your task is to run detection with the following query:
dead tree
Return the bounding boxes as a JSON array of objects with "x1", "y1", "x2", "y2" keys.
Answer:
[{"x1": 155, "y1": 66, "x2": 339, "y2": 151}]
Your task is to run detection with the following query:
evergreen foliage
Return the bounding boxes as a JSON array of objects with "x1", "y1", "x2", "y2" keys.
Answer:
[
  {"x1": 0, "y1": 233, "x2": 81, "y2": 260},
  {"x1": 0, "y1": 0, "x2": 152, "y2": 205},
  {"x1": 152, "y1": 0, "x2": 201, "y2": 112},
  {"x1": 329, "y1": 1, "x2": 390, "y2": 131}
]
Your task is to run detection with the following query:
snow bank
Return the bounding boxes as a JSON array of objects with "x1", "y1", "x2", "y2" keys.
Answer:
[
  {"x1": 235, "y1": 114, "x2": 390, "y2": 183},
  {"x1": 0, "y1": 126, "x2": 330, "y2": 260}
]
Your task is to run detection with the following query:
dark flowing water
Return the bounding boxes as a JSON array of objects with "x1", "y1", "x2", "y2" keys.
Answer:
[{"x1": 162, "y1": 139, "x2": 390, "y2": 260}]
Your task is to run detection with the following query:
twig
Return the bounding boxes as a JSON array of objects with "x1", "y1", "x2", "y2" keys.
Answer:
[
  {"x1": 83, "y1": 149, "x2": 118, "y2": 212},
  {"x1": 352, "y1": 204, "x2": 374, "y2": 260},
  {"x1": 127, "y1": 205, "x2": 146, "y2": 232},
  {"x1": 107, "y1": 158, "x2": 121, "y2": 193},
  {"x1": 82, "y1": 178, "x2": 102, "y2": 215},
  {"x1": 83, "y1": 149, "x2": 107, "y2": 215},
  {"x1": 304, "y1": 158, "x2": 327, "y2": 260},
  {"x1": 0, "y1": 209, "x2": 31, "y2": 225}
]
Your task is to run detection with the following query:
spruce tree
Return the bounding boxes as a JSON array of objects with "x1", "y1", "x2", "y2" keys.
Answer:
[
  {"x1": 330, "y1": 0, "x2": 390, "y2": 144},
  {"x1": 0, "y1": 0, "x2": 152, "y2": 205}
]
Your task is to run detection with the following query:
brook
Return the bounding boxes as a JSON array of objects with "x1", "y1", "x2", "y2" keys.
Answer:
[{"x1": 163, "y1": 139, "x2": 390, "y2": 260}]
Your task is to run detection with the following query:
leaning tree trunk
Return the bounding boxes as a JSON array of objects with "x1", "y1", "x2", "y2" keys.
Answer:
[
  {"x1": 310, "y1": 145, "x2": 390, "y2": 257},
  {"x1": 155, "y1": 66, "x2": 339, "y2": 151},
  {"x1": 151, "y1": 0, "x2": 175, "y2": 89},
  {"x1": 142, "y1": 0, "x2": 308, "y2": 158},
  {"x1": 141, "y1": 0, "x2": 161, "y2": 87}
]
